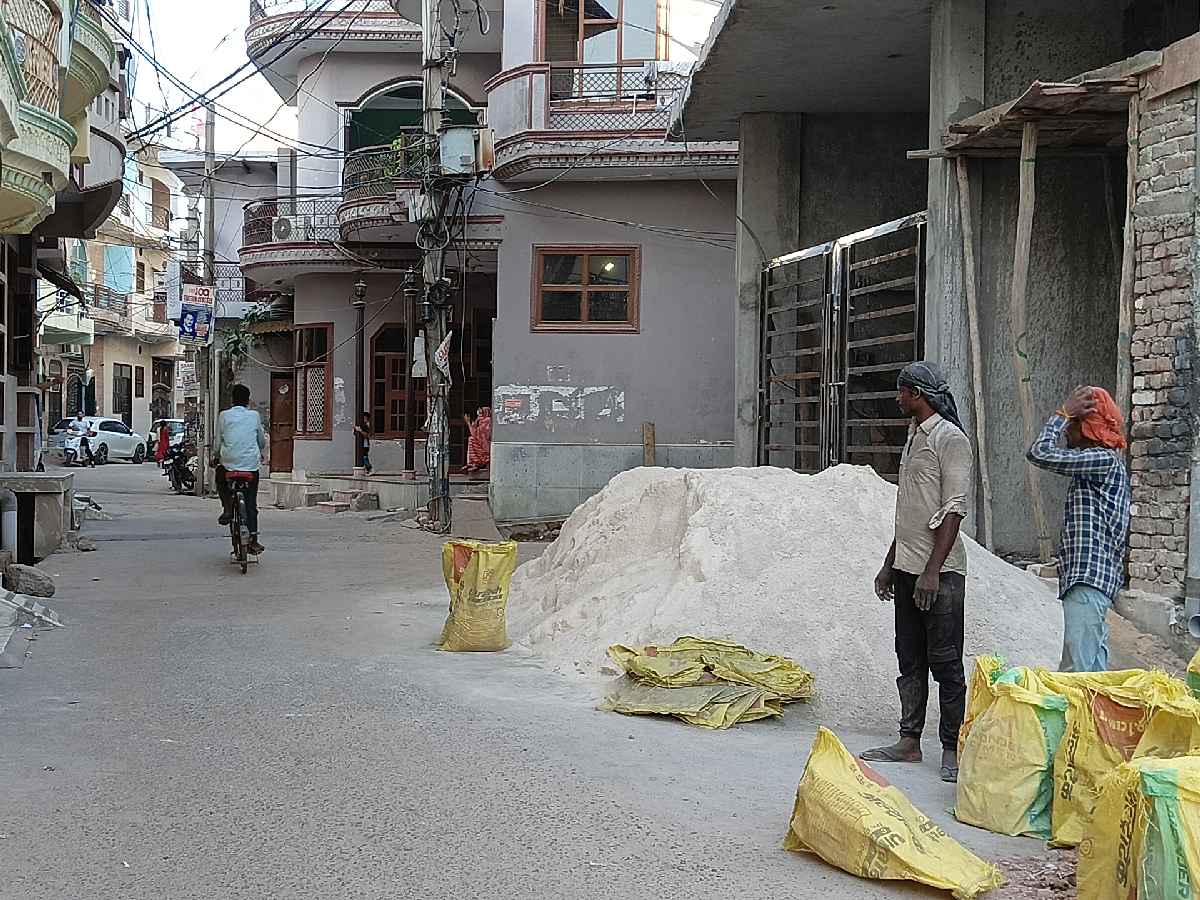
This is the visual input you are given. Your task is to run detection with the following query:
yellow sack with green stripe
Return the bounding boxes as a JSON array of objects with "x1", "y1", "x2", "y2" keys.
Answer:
[
  {"x1": 955, "y1": 665, "x2": 1068, "y2": 840},
  {"x1": 785, "y1": 728, "x2": 1004, "y2": 899},
  {"x1": 1039, "y1": 668, "x2": 1198, "y2": 847},
  {"x1": 1188, "y1": 647, "x2": 1200, "y2": 699},
  {"x1": 1079, "y1": 755, "x2": 1200, "y2": 900}
]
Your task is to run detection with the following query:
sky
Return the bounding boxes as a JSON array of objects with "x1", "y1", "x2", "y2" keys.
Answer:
[{"x1": 131, "y1": 0, "x2": 299, "y2": 156}]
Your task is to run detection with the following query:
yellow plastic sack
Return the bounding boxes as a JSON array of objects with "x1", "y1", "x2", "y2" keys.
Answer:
[
  {"x1": 1189, "y1": 647, "x2": 1200, "y2": 699},
  {"x1": 436, "y1": 540, "x2": 517, "y2": 652},
  {"x1": 608, "y1": 636, "x2": 815, "y2": 701},
  {"x1": 1040, "y1": 668, "x2": 1198, "y2": 847},
  {"x1": 1079, "y1": 755, "x2": 1200, "y2": 900},
  {"x1": 958, "y1": 656, "x2": 1006, "y2": 757},
  {"x1": 955, "y1": 666, "x2": 1068, "y2": 839},
  {"x1": 600, "y1": 680, "x2": 783, "y2": 729},
  {"x1": 784, "y1": 727, "x2": 1005, "y2": 899}
]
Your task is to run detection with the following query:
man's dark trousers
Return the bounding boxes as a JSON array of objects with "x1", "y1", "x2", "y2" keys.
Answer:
[{"x1": 892, "y1": 569, "x2": 967, "y2": 750}]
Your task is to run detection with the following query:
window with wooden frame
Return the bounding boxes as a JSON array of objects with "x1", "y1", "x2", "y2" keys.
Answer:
[
  {"x1": 136, "y1": 261, "x2": 145, "y2": 293},
  {"x1": 542, "y1": 0, "x2": 663, "y2": 100},
  {"x1": 532, "y1": 246, "x2": 640, "y2": 332},
  {"x1": 371, "y1": 323, "x2": 427, "y2": 438},
  {"x1": 294, "y1": 324, "x2": 333, "y2": 438},
  {"x1": 134, "y1": 365, "x2": 144, "y2": 398}
]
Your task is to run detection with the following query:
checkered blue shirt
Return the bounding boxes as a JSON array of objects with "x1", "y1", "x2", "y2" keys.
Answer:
[{"x1": 1026, "y1": 414, "x2": 1131, "y2": 599}]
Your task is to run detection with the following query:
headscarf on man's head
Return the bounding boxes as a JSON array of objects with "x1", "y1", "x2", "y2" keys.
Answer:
[
  {"x1": 1078, "y1": 387, "x2": 1127, "y2": 450},
  {"x1": 897, "y1": 361, "x2": 965, "y2": 432}
]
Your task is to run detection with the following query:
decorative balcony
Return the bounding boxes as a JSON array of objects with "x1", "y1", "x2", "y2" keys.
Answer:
[
  {"x1": 62, "y1": 1, "x2": 114, "y2": 125},
  {"x1": 246, "y1": 0, "x2": 420, "y2": 100},
  {"x1": 485, "y1": 61, "x2": 737, "y2": 180},
  {"x1": 338, "y1": 137, "x2": 427, "y2": 240},
  {"x1": 240, "y1": 192, "x2": 504, "y2": 284}
]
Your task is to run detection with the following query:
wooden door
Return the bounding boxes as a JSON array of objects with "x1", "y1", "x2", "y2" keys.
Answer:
[{"x1": 270, "y1": 373, "x2": 295, "y2": 473}]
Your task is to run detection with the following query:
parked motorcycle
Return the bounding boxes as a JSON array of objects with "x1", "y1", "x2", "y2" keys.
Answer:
[{"x1": 163, "y1": 442, "x2": 197, "y2": 494}]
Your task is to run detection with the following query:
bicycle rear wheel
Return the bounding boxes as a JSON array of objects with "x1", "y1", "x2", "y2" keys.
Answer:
[{"x1": 236, "y1": 492, "x2": 248, "y2": 573}]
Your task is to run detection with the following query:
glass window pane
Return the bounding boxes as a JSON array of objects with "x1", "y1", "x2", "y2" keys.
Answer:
[
  {"x1": 588, "y1": 253, "x2": 629, "y2": 286},
  {"x1": 622, "y1": 0, "x2": 656, "y2": 59},
  {"x1": 589, "y1": 0, "x2": 618, "y2": 18},
  {"x1": 588, "y1": 290, "x2": 630, "y2": 322},
  {"x1": 542, "y1": 254, "x2": 582, "y2": 285},
  {"x1": 544, "y1": 0, "x2": 579, "y2": 62},
  {"x1": 583, "y1": 22, "x2": 618, "y2": 63},
  {"x1": 542, "y1": 291, "x2": 583, "y2": 322}
]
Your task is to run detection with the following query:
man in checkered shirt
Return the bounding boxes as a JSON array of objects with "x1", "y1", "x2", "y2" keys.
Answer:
[{"x1": 1027, "y1": 385, "x2": 1131, "y2": 672}]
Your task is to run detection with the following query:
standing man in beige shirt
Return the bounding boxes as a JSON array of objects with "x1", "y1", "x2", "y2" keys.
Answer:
[{"x1": 861, "y1": 362, "x2": 973, "y2": 783}]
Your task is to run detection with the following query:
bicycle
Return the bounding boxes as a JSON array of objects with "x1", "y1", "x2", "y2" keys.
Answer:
[{"x1": 226, "y1": 470, "x2": 257, "y2": 574}]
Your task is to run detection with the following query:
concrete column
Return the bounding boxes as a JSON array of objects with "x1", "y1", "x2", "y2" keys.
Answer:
[
  {"x1": 734, "y1": 113, "x2": 802, "y2": 466},
  {"x1": 925, "y1": 0, "x2": 985, "y2": 429}
]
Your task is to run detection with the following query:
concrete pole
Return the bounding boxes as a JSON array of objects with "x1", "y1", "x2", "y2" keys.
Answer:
[
  {"x1": 734, "y1": 113, "x2": 802, "y2": 466},
  {"x1": 197, "y1": 102, "x2": 216, "y2": 497},
  {"x1": 420, "y1": 0, "x2": 451, "y2": 529}
]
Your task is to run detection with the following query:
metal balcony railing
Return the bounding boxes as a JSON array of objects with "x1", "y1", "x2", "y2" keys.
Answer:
[
  {"x1": 243, "y1": 195, "x2": 341, "y2": 247},
  {"x1": 547, "y1": 63, "x2": 688, "y2": 132},
  {"x1": 3, "y1": 0, "x2": 62, "y2": 114},
  {"x1": 342, "y1": 137, "x2": 428, "y2": 202},
  {"x1": 249, "y1": 0, "x2": 395, "y2": 24}
]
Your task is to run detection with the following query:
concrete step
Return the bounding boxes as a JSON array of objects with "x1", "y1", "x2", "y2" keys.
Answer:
[
  {"x1": 316, "y1": 501, "x2": 351, "y2": 514},
  {"x1": 332, "y1": 490, "x2": 363, "y2": 503},
  {"x1": 303, "y1": 491, "x2": 332, "y2": 507}
]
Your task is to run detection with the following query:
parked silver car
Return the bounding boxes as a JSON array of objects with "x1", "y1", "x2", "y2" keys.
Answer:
[{"x1": 48, "y1": 416, "x2": 146, "y2": 465}]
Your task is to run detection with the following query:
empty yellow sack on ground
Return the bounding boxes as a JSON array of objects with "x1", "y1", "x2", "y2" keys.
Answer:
[
  {"x1": 436, "y1": 540, "x2": 517, "y2": 652},
  {"x1": 608, "y1": 636, "x2": 815, "y2": 701},
  {"x1": 956, "y1": 665, "x2": 1067, "y2": 840},
  {"x1": 1040, "y1": 668, "x2": 1199, "y2": 847},
  {"x1": 785, "y1": 727, "x2": 1004, "y2": 899},
  {"x1": 600, "y1": 680, "x2": 783, "y2": 729},
  {"x1": 1078, "y1": 754, "x2": 1200, "y2": 900}
]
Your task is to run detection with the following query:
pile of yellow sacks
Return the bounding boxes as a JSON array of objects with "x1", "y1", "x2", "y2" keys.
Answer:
[
  {"x1": 600, "y1": 636, "x2": 814, "y2": 729},
  {"x1": 956, "y1": 654, "x2": 1200, "y2": 899}
]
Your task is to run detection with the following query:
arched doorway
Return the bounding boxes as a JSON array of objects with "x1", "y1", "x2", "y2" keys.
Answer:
[{"x1": 344, "y1": 82, "x2": 481, "y2": 153}]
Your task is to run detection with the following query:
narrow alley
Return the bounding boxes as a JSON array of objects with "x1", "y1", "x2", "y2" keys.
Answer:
[{"x1": 0, "y1": 462, "x2": 1057, "y2": 899}]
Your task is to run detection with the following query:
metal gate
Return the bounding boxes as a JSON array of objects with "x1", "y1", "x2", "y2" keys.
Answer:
[{"x1": 759, "y1": 212, "x2": 926, "y2": 482}]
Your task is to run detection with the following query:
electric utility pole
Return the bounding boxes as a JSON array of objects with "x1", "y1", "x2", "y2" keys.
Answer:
[
  {"x1": 197, "y1": 101, "x2": 216, "y2": 497},
  {"x1": 419, "y1": 0, "x2": 452, "y2": 531}
]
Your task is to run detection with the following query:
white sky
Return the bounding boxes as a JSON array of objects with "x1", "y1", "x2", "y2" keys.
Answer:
[{"x1": 132, "y1": 0, "x2": 299, "y2": 155}]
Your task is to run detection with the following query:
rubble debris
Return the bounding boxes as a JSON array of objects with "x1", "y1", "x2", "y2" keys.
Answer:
[
  {"x1": 4, "y1": 563, "x2": 55, "y2": 598},
  {"x1": 990, "y1": 852, "x2": 1076, "y2": 900},
  {"x1": 508, "y1": 465, "x2": 1064, "y2": 733}
]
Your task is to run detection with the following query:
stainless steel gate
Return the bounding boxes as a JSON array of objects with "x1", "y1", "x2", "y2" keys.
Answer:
[{"x1": 759, "y1": 212, "x2": 926, "y2": 481}]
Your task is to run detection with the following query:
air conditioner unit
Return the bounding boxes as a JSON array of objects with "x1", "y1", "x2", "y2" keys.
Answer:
[{"x1": 271, "y1": 215, "x2": 311, "y2": 242}]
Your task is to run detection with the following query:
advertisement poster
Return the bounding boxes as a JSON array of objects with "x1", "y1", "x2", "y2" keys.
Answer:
[{"x1": 179, "y1": 284, "x2": 215, "y2": 346}]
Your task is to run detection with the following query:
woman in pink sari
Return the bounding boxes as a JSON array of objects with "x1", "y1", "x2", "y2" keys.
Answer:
[{"x1": 464, "y1": 406, "x2": 492, "y2": 473}]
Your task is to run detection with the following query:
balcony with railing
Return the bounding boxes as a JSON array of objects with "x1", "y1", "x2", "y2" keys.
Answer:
[
  {"x1": 342, "y1": 138, "x2": 427, "y2": 202},
  {"x1": 243, "y1": 195, "x2": 341, "y2": 248},
  {"x1": 485, "y1": 61, "x2": 735, "y2": 179},
  {"x1": 4, "y1": 0, "x2": 61, "y2": 115},
  {"x1": 63, "y1": 0, "x2": 115, "y2": 124},
  {"x1": 84, "y1": 282, "x2": 131, "y2": 333}
]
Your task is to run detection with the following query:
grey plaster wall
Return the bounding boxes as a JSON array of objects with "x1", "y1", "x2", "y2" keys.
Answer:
[
  {"x1": 488, "y1": 179, "x2": 737, "y2": 521},
  {"x1": 976, "y1": 155, "x2": 1122, "y2": 554},
  {"x1": 983, "y1": 0, "x2": 1125, "y2": 104},
  {"x1": 798, "y1": 113, "x2": 930, "y2": 248}
]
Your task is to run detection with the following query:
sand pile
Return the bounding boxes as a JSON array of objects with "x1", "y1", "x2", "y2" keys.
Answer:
[{"x1": 506, "y1": 464, "x2": 1064, "y2": 734}]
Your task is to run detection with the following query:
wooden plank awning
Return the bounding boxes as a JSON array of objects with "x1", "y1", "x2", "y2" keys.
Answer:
[
  {"x1": 245, "y1": 318, "x2": 295, "y2": 335},
  {"x1": 909, "y1": 78, "x2": 1138, "y2": 159}
]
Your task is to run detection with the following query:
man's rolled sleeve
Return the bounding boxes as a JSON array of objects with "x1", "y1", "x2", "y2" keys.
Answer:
[{"x1": 929, "y1": 429, "x2": 972, "y2": 530}]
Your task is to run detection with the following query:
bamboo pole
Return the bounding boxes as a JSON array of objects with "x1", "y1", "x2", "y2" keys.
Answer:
[
  {"x1": 1116, "y1": 94, "x2": 1139, "y2": 426},
  {"x1": 955, "y1": 156, "x2": 995, "y2": 551},
  {"x1": 1011, "y1": 122, "x2": 1054, "y2": 562}
]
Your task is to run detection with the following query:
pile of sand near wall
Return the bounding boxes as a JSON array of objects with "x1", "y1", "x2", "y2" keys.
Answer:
[{"x1": 506, "y1": 464, "x2": 1063, "y2": 735}]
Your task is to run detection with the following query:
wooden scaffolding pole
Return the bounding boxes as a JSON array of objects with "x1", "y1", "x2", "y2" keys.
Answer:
[
  {"x1": 955, "y1": 156, "x2": 995, "y2": 550},
  {"x1": 1011, "y1": 122, "x2": 1054, "y2": 562},
  {"x1": 1116, "y1": 94, "x2": 1140, "y2": 425}
]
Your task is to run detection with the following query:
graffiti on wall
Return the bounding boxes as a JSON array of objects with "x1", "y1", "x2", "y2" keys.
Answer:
[{"x1": 495, "y1": 384, "x2": 625, "y2": 430}]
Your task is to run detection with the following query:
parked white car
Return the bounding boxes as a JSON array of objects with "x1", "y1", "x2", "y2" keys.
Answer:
[{"x1": 48, "y1": 416, "x2": 146, "y2": 465}]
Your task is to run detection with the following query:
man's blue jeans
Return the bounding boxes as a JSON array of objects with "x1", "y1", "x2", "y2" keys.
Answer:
[{"x1": 1060, "y1": 584, "x2": 1112, "y2": 673}]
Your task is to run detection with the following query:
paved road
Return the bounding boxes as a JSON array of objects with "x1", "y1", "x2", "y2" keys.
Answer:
[{"x1": 1, "y1": 462, "x2": 1047, "y2": 899}]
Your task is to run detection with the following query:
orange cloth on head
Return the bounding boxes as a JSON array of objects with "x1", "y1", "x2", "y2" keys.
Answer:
[{"x1": 1080, "y1": 387, "x2": 1127, "y2": 450}]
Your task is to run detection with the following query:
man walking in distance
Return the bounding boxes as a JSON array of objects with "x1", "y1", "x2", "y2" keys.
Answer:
[
  {"x1": 861, "y1": 361, "x2": 973, "y2": 784},
  {"x1": 1027, "y1": 385, "x2": 1130, "y2": 672}
]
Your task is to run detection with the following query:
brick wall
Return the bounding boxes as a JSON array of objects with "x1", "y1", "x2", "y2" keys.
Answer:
[{"x1": 1128, "y1": 83, "x2": 1197, "y2": 596}]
